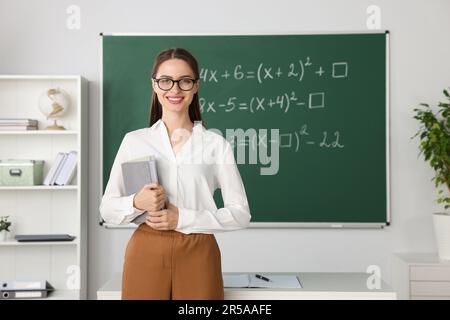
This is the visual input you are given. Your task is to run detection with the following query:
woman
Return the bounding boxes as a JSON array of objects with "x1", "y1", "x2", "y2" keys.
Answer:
[{"x1": 99, "y1": 48, "x2": 251, "y2": 300}]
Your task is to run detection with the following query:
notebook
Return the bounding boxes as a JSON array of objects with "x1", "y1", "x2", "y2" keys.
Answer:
[
  {"x1": 223, "y1": 274, "x2": 302, "y2": 288},
  {"x1": 14, "y1": 234, "x2": 76, "y2": 242},
  {"x1": 121, "y1": 156, "x2": 159, "y2": 225}
]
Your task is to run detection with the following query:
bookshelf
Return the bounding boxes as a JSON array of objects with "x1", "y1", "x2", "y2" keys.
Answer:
[{"x1": 0, "y1": 75, "x2": 88, "y2": 299}]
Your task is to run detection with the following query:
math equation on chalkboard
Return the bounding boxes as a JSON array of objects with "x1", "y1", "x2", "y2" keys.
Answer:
[
  {"x1": 199, "y1": 58, "x2": 348, "y2": 84},
  {"x1": 200, "y1": 58, "x2": 348, "y2": 114},
  {"x1": 200, "y1": 57, "x2": 350, "y2": 153}
]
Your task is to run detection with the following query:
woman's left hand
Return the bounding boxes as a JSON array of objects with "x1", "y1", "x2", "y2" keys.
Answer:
[{"x1": 146, "y1": 202, "x2": 179, "y2": 230}]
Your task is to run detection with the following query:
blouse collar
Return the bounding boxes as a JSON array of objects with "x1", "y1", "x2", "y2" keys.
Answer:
[{"x1": 150, "y1": 118, "x2": 203, "y2": 133}]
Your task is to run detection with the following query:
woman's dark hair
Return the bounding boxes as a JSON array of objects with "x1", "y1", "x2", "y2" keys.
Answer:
[{"x1": 149, "y1": 48, "x2": 203, "y2": 127}]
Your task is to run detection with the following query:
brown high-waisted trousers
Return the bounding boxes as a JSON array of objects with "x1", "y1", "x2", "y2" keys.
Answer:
[{"x1": 121, "y1": 223, "x2": 224, "y2": 300}]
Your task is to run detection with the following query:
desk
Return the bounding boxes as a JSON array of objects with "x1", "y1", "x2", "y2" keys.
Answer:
[{"x1": 97, "y1": 272, "x2": 396, "y2": 300}]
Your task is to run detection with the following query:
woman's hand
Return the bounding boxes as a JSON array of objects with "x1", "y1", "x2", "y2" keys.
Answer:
[
  {"x1": 133, "y1": 183, "x2": 166, "y2": 212},
  {"x1": 146, "y1": 202, "x2": 179, "y2": 230}
]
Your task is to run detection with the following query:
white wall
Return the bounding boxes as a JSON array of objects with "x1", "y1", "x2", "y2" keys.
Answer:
[{"x1": 1, "y1": 0, "x2": 449, "y2": 299}]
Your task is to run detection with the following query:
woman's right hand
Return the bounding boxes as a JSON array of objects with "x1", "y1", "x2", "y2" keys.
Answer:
[{"x1": 133, "y1": 183, "x2": 166, "y2": 212}]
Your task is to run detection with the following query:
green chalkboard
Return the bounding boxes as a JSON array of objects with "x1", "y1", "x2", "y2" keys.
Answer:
[{"x1": 102, "y1": 32, "x2": 389, "y2": 226}]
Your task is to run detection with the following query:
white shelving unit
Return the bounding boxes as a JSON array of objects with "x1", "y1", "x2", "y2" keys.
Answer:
[{"x1": 0, "y1": 75, "x2": 88, "y2": 300}]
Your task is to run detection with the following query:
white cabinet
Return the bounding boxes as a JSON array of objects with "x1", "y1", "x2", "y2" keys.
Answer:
[
  {"x1": 0, "y1": 75, "x2": 88, "y2": 299},
  {"x1": 392, "y1": 253, "x2": 450, "y2": 300}
]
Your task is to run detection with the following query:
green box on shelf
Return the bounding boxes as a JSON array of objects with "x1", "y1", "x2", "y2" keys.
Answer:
[{"x1": 0, "y1": 160, "x2": 45, "y2": 186}]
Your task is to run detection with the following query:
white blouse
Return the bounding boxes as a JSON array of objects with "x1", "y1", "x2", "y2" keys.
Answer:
[{"x1": 99, "y1": 119, "x2": 251, "y2": 234}]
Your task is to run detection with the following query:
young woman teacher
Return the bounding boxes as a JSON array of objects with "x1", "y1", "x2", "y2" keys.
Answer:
[{"x1": 100, "y1": 48, "x2": 251, "y2": 300}]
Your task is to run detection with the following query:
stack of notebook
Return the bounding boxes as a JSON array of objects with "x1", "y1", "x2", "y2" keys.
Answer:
[{"x1": 0, "y1": 118, "x2": 38, "y2": 131}]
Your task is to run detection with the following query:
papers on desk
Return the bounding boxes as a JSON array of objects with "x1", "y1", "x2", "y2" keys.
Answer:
[{"x1": 223, "y1": 274, "x2": 302, "y2": 289}]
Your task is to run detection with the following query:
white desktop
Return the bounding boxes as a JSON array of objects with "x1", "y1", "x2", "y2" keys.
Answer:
[{"x1": 97, "y1": 272, "x2": 397, "y2": 300}]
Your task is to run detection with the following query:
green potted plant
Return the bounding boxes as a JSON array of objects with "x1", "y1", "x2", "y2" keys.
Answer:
[
  {"x1": 412, "y1": 88, "x2": 450, "y2": 260},
  {"x1": 0, "y1": 215, "x2": 12, "y2": 242}
]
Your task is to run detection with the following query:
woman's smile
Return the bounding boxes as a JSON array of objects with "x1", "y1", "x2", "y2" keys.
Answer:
[{"x1": 166, "y1": 96, "x2": 184, "y2": 104}]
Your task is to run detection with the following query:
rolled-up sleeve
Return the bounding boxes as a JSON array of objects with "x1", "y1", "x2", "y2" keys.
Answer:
[
  {"x1": 99, "y1": 134, "x2": 145, "y2": 225},
  {"x1": 176, "y1": 140, "x2": 251, "y2": 234}
]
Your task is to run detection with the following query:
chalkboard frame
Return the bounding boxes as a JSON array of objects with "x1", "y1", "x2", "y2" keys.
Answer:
[{"x1": 99, "y1": 31, "x2": 391, "y2": 229}]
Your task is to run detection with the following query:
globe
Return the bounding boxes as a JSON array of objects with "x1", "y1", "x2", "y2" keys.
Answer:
[{"x1": 38, "y1": 87, "x2": 71, "y2": 130}]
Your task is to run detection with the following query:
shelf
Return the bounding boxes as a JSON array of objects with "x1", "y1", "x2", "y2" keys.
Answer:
[
  {"x1": 0, "y1": 185, "x2": 78, "y2": 191},
  {"x1": 0, "y1": 240, "x2": 78, "y2": 247},
  {"x1": 0, "y1": 75, "x2": 82, "y2": 80},
  {"x1": 0, "y1": 130, "x2": 78, "y2": 135}
]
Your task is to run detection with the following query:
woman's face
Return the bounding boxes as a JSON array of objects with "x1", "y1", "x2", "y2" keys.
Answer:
[{"x1": 152, "y1": 58, "x2": 199, "y2": 115}]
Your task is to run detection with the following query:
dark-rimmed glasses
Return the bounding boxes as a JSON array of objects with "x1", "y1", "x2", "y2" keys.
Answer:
[{"x1": 153, "y1": 77, "x2": 198, "y2": 91}]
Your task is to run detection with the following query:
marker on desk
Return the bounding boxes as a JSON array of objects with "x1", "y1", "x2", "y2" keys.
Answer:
[{"x1": 255, "y1": 274, "x2": 271, "y2": 282}]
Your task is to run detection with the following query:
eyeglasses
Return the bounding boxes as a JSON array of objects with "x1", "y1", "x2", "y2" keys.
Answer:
[{"x1": 153, "y1": 77, "x2": 198, "y2": 91}]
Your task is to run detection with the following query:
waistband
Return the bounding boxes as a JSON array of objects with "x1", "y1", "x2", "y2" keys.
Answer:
[{"x1": 137, "y1": 223, "x2": 213, "y2": 238}]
